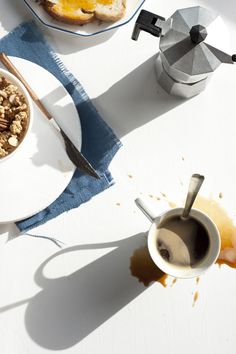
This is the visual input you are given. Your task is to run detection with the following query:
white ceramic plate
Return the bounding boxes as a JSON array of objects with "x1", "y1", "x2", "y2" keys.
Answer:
[
  {"x1": 0, "y1": 57, "x2": 82, "y2": 223},
  {"x1": 23, "y1": 0, "x2": 145, "y2": 37}
]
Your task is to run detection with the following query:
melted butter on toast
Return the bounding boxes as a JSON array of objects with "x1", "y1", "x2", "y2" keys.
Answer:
[{"x1": 49, "y1": 0, "x2": 113, "y2": 13}]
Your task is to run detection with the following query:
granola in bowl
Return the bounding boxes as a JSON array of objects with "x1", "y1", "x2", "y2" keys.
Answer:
[{"x1": 0, "y1": 70, "x2": 32, "y2": 160}]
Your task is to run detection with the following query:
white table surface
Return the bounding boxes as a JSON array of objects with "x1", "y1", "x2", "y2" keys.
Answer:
[{"x1": 1, "y1": 0, "x2": 236, "y2": 353}]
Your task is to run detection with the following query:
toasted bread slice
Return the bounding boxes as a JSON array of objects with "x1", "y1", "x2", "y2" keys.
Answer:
[
  {"x1": 41, "y1": 0, "x2": 126, "y2": 25},
  {"x1": 42, "y1": 1, "x2": 94, "y2": 24},
  {"x1": 95, "y1": 0, "x2": 126, "y2": 22}
]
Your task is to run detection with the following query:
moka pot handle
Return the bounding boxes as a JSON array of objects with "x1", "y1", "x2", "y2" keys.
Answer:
[{"x1": 131, "y1": 9, "x2": 166, "y2": 41}]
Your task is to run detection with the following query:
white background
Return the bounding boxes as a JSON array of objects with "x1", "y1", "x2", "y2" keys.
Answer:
[{"x1": 1, "y1": 0, "x2": 236, "y2": 353}]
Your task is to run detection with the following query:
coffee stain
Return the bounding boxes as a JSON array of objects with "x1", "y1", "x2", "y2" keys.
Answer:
[
  {"x1": 130, "y1": 246, "x2": 168, "y2": 287},
  {"x1": 171, "y1": 278, "x2": 177, "y2": 287},
  {"x1": 193, "y1": 196, "x2": 236, "y2": 268},
  {"x1": 116, "y1": 203, "x2": 121, "y2": 206},
  {"x1": 168, "y1": 201, "x2": 177, "y2": 209},
  {"x1": 128, "y1": 174, "x2": 133, "y2": 179},
  {"x1": 192, "y1": 291, "x2": 199, "y2": 307},
  {"x1": 219, "y1": 192, "x2": 223, "y2": 199},
  {"x1": 149, "y1": 194, "x2": 153, "y2": 199},
  {"x1": 192, "y1": 277, "x2": 201, "y2": 307},
  {"x1": 161, "y1": 192, "x2": 167, "y2": 198}
]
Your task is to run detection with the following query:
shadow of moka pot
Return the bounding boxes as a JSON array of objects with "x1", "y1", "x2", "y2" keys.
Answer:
[{"x1": 132, "y1": 6, "x2": 236, "y2": 98}]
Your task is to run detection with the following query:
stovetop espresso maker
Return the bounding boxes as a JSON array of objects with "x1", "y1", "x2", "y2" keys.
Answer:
[{"x1": 132, "y1": 6, "x2": 236, "y2": 98}]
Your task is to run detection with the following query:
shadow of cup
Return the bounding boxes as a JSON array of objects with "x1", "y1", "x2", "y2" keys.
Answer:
[{"x1": 24, "y1": 234, "x2": 148, "y2": 349}]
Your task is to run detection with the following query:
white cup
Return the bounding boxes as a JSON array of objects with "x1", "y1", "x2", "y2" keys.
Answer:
[{"x1": 135, "y1": 198, "x2": 221, "y2": 278}]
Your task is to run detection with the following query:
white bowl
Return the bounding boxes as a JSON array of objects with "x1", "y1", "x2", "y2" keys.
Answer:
[{"x1": 0, "y1": 68, "x2": 33, "y2": 163}]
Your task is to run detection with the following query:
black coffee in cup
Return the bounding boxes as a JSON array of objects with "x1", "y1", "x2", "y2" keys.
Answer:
[{"x1": 156, "y1": 215, "x2": 210, "y2": 267}]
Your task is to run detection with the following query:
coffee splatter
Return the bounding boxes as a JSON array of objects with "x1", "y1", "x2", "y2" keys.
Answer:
[
  {"x1": 219, "y1": 192, "x2": 223, "y2": 199},
  {"x1": 130, "y1": 246, "x2": 167, "y2": 287},
  {"x1": 196, "y1": 277, "x2": 200, "y2": 285},
  {"x1": 116, "y1": 203, "x2": 121, "y2": 206},
  {"x1": 171, "y1": 278, "x2": 177, "y2": 287},
  {"x1": 168, "y1": 201, "x2": 177, "y2": 209},
  {"x1": 192, "y1": 291, "x2": 199, "y2": 307},
  {"x1": 128, "y1": 174, "x2": 133, "y2": 179}
]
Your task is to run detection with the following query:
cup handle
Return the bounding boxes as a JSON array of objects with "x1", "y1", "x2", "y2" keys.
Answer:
[{"x1": 135, "y1": 198, "x2": 157, "y2": 222}]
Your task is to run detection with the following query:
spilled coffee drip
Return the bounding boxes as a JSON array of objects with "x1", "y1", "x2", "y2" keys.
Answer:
[{"x1": 156, "y1": 216, "x2": 210, "y2": 267}]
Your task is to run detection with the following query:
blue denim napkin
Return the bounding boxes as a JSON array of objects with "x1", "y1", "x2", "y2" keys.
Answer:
[{"x1": 0, "y1": 21, "x2": 121, "y2": 232}]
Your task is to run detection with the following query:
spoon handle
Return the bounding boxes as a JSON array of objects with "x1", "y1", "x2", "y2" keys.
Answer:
[{"x1": 182, "y1": 174, "x2": 204, "y2": 219}]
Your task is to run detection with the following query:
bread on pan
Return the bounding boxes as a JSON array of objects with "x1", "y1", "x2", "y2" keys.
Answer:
[{"x1": 41, "y1": 0, "x2": 126, "y2": 25}]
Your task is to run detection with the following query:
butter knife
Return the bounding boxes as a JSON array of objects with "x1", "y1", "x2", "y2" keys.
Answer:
[{"x1": 0, "y1": 52, "x2": 100, "y2": 179}]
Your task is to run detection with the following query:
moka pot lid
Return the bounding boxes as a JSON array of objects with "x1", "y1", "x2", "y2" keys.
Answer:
[{"x1": 159, "y1": 6, "x2": 234, "y2": 80}]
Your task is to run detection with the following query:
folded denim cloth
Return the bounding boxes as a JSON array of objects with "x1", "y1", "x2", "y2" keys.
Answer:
[{"x1": 0, "y1": 21, "x2": 121, "y2": 232}]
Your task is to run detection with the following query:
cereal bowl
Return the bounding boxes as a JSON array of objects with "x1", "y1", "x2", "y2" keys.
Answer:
[{"x1": 0, "y1": 68, "x2": 33, "y2": 162}]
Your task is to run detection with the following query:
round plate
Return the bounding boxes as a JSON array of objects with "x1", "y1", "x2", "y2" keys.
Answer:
[
  {"x1": 23, "y1": 0, "x2": 145, "y2": 37},
  {"x1": 0, "y1": 57, "x2": 82, "y2": 223}
]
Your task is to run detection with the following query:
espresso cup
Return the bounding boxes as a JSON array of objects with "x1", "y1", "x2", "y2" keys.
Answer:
[{"x1": 135, "y1": 198, "x2": 221, "y2": 278}]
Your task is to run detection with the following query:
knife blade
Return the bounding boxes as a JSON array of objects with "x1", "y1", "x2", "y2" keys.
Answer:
[{"x1": 0, "y1": 52, "x2": 100, "y2": 179}]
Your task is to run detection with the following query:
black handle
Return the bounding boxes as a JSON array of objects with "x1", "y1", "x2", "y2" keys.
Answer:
[
  {"x1": 232, "y1": 54, "x2": 236, "y2": 62},
  {"x1": 131, "y1": 10, "x2": 165, "y2": 41}
]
